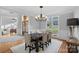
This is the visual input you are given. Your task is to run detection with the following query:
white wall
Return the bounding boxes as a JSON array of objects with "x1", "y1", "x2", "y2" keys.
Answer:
[
  {"x1": 17, "y1": 16, "x2": 22, "y2": 35},
  {"x1": 74, "y1": 8, "x2": 79, "y2": 18},
  {"x1": 74, "y1": 7, "x2": 79, "y2": 39},
  {"x1": 58, "y1": 12, "x2": 74, "y2": 37}
]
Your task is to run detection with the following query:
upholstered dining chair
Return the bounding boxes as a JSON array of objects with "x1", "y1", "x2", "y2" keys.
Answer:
[
  {"x1": 41, "y1": 32, "x2": 48, "y2": 48},
  {"x1": 24, "y1": 33, "x2": 35, "y2": 53},
  {"x1": 47, "y1": 32, "x2": 52, "y2": 43}
]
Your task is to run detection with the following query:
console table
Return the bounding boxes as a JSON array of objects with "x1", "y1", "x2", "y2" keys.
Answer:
[{"x1": 52, "y1": 35, "x2": 79, "y2": 53}]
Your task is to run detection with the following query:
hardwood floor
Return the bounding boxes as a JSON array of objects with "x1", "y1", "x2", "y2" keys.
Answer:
[
  {"x1": 0, "y1": 33, "x2": 24, "y2": 53},
  {"x1": 0, "y1": 39, "x2": 24, "y2": 53}
]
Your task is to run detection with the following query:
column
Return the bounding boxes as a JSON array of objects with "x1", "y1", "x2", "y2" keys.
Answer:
[{"x1": 17, "y1": 15, "x2": 22, "y2": 35}]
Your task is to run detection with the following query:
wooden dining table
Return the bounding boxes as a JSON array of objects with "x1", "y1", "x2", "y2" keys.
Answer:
[{"x1": 30, "y1": 33, "x2": 42, "y2": 52}]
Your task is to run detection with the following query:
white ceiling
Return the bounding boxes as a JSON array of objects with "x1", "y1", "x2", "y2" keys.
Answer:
[{"x1": 0, "y1": 6, "x2": 78, "y2": 16}]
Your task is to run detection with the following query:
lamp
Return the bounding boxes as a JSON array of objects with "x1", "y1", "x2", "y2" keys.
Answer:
[
  {"x1": 67, "y1": 18, "x2": 79, "y2": 39},
  {"x1": 35, "y1": 6, "x2": 47, "y2": 21}
]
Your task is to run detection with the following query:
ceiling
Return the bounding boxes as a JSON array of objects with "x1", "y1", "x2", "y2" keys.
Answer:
[{"x1": 0, "y1": 6, "x2": 78, "y2": 16}]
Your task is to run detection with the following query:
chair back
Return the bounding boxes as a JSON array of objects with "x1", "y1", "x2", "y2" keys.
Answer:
[
  {"x1": 24, "y1": 33, "x2": 31, "y2": 45},
  {"x1": 48, "y1": 32, "x2": 52, "y2": 40},
  {"x1": 42, "y1": 32, "x2": 48, "y2": 43}
]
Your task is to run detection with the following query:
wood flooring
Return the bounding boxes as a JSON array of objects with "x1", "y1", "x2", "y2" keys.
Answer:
[
  {"x1": 0, "y1": 33, "x2": 24, "y2": 53},
  {"x1": 0, "y1": 40, "x2": 24, "y2": 53}
]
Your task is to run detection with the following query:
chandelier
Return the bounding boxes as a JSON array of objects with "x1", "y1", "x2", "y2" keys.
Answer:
[{"x1": 35, "y1": 6, "x2": 47, "y2": 21}]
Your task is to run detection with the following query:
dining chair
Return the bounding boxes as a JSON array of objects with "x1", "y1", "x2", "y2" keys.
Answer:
[
  {"x1": 24, "y1": 33, "x2": 35, "y2": 53},
  {"x1": 41, "y1": 32, "x2": 48, "y2": 48},
  {"x1": 47, "y1": 32, "x2": 52, "y2": 43}
]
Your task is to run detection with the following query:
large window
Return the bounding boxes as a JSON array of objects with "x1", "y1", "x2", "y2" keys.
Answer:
[{"x1": 47, "y1": 16, "x2": 59, "y2": 34}]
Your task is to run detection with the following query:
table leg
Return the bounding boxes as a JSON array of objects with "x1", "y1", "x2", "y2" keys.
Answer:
[
  {"x1": 68, "y1": 43, "x2": 78, "y2": 53},
  {"x1": 35, "y1": 39, "x2": 39, "y2": 52}
]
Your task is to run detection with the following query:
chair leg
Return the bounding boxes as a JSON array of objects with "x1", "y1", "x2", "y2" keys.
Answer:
[
  {"x1": 49, "y1": 39, "x2": 51, "y2": 43},
  {"x1": 39, "y1": 42, "x2": 44, "y2": 51},
  {"x1": 25, "y1": 43, "x2": 27, "y2": 50},
  {"x1": 47, "y1": 40, "x2": 49, "y2": 44},
  {"x1": 45, "y1": 42, "x2": 47, "y2": 47},
  {"x1": 47, "y1": 42, "x2": 49, "y2": 46},
  {"x1": 29, "y1": 47, "x2": 31, "y2": 53},
  {"x1": 41, "y1": 44, "x2": 44, "y2": 50}
]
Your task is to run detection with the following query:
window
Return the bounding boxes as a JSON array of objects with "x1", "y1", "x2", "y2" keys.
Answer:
[{"x1": 47, "y1": 16, "x2": 59, "y2": 34}]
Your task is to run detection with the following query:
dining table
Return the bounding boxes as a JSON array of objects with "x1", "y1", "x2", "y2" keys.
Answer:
[{"x1": 30, "y1": 33, "x2": 43, "y2": 52}]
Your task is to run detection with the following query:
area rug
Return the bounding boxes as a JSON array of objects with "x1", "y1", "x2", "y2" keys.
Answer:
[
  {"x1": 0, "y1": 35, "x2": 24, "y2": 43},
  {"x1": 10, "y1": 39, "x2": 62, "y2": 53}
]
